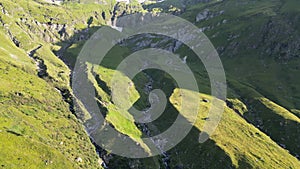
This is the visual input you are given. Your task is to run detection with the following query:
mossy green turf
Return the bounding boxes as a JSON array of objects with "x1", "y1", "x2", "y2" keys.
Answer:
[
  {"x1": 0, "y1": 0, "x2": 121, "y2": 168},
  {"x1": 0, "y1": 33, "x2": 102, "y2": 168},
  {"x1": 1, "y1": 0, "x2": 300, "y2": 168},
  {"x1": 86, "y1": 64, "x2": 151, "y2": 153},
  {"x1": 169, "y1": 89, "x2": 300, "y2": 168},
  {"x1": 0, "y1": 0, "x2": 147, "y2": 168}
]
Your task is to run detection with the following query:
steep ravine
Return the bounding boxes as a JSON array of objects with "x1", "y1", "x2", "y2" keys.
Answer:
[
  {"x1": 2, "y1": 0, "x2": 300, "y2": 168},
  {"x1": 52, "y1": 34, "x2": 111, "y2": 168},
  {"x1": 28, "y1": 45, "x2": 48, "y2": 78},
  {"x1": 140, "y1": 73, "x2": 171, "y2": 169},
  {"x1": 0, "y1": 0, "x2": 148, "y2": 168}
]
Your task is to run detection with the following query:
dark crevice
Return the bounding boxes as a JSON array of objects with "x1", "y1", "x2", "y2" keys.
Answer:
[
  {"x1": 95, "y1": 91, "x2": 108, "y2": 119},
  {"x1": 57, "y1": 87, "x2": 75, "y2": 114},
  {"x1": 90, "y1": 138, "x2": 110, "y2": 169},
  {"x1": 7, "y1": 30, "x2": 21, "y2": 47},
  {"x1": 28, "y1": 45, "x2": 50, "y2": 78},
  {"x1": 93, "y1": 72, "x2": 112, "y2": 96},
  {"x1": 28, "y1": 45, "x2": 76, "y2": 116},
  {"x1": 225, "y1": 99, "x2": 244, "y2": 117}
]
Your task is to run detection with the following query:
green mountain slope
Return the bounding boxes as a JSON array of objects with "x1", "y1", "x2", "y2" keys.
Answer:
[
  {"x1": 0, "y1": 0, "x2": 115, "y2": 168},
  {"x1": 148, "y1": 0, "x2": 300, "y2": 159},
  {"x1": 0, "y1": 28, "x2": 102, "y2": 168},
  {"x1": 178, "y1": 0, "x2": 300, "y2": 159},
  {"x1": 0, "y1": 0, "x2": 299, "y2": 168}
]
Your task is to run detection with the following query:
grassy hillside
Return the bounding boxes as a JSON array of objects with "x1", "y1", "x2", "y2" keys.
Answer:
[
  {"x1": 0, "y1": 28, "x2": 102, "y2": 168},
  {"x1": 79, "y1": 53, "x2": 300, "y2": 168},
  {"x1": 73, "y1": 31, "x2": 299, "y2": 168},
  {"x1": 179, "y1": 0, "x2": 300, "y2": 158},
  {"x1": 83, "y1": 0, "x2": 300, "y2": 168},
  {"x1": 0, "y1": 0, "x2": 147, "y2": 168},
  {"x1": 170, "y1": 89, "x2": 300, "y2": 168},
  {"x1": 0, "y1": 0, "x2": 116, "y2": 168},
  {"x1": 0, "y1": 0, "x2": 299, "y2": 168}
]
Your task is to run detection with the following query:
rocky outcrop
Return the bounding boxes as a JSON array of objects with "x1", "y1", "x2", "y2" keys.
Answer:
[
  {"x1": 28, "y1": 45, "x2": 50, "y2": 78},
  {"x1": 196, "y1": 9, "x2": 209, "y2": 22},
  {"x1": 196, "y1": 9, "x2": 225, "y2": 22},
  {"x1": 260, "y1": 20, "x2": 300, "y2": 60}
]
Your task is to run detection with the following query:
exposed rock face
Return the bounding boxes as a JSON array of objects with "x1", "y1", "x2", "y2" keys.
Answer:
[
  {"x1": 33, "y1": 21, "x2": 70, "y2": 43},
  {"x1": 28, "y1": 45, "x2": 50, "y2": 78},
  {"x1": 259, "y1": 20, "x2": 300, "y2": 60},
  {"x1": 196, "y1": 9, "x2": 210, "y2": 22},
  {"x1": 217, "y1": 18, "x2": 300, "y2": 60},
  {"x1": 196, "y1": 9, "x2": 225, "y2": 22}
]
